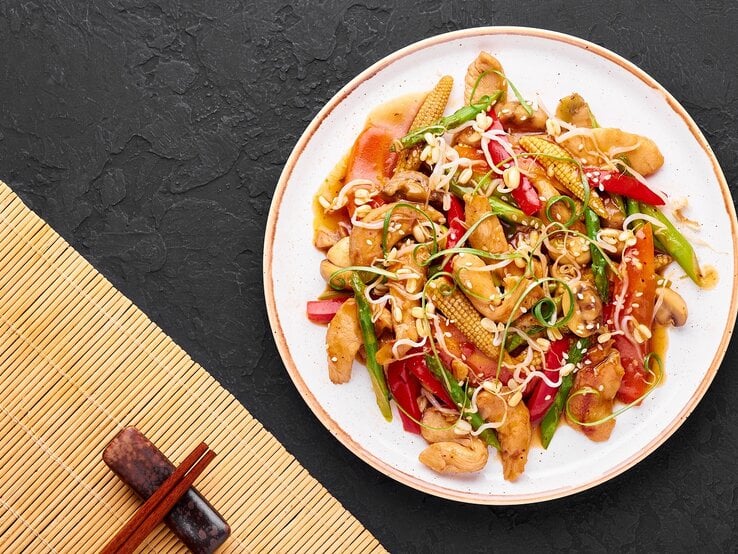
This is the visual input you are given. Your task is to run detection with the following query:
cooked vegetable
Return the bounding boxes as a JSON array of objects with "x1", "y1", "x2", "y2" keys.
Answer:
[
  {"x1": 426, "y1": 277, "x2": 501, "y2": 360},
  {"x1": 394, "y1": 93, "x2": 501, "y2": 150},
  {"x1": 387, "y1": 359, "x2": 422, "y2": 433},
  {"x1": 640, "y1": 203, "x2": 702, "y2": 285},
  {"x1": 307, "y1": 297, "x2": 349, "y2": 324},
  {"x1": 585, "y1": 208, "x2": 609, "y2": 302},
  {"x1": 309, "y1": 53, "x2": 709, "y2": 480},
  {"x1": 518, "y1": 136, "x2": 608, "y2": 218},
  {"x1": 540, "y1": 338, "x2": 590, "y2": 448},
  {"x1": 395, "y1": 76, "x2": 454, "y2": 173},
  {"x1": 350, "y1": 273, "x2": 392, "y2": 420},
  {"x1": 583, "y1": 167, "x2": 664, "y2": 206},
  {"x1": 483, "y1": 111, "x2": 542, "y2": 215},
  {"x1": 425, "y1": 355, "x2": 500, "y2": 450}
]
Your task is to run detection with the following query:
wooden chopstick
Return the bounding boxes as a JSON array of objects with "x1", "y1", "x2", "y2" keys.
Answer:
[{"x1": 102, "y1": 442, "x2": 216, "y2": 554}]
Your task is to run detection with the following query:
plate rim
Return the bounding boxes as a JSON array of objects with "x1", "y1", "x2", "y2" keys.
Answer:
[{"x1": 263, "y1": 26, "x2": 738, "y2": 505}]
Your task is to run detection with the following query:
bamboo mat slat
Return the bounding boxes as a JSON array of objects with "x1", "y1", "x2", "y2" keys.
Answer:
[{"x1": 0, "y1": 182, "x2": 386, "y2": 554}]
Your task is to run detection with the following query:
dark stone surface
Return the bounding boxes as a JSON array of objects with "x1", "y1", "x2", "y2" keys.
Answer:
[{"x1": 1, "y1": 1, "x2": 736, "y2": 551}]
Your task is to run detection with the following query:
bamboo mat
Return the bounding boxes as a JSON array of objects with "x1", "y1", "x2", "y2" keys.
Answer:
[{"x1": 0, "y1": 182, "x2": 386, "y2": 554}]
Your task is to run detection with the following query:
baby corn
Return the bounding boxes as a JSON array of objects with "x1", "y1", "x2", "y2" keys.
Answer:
[
  {"x1": 519, "y1": 136, "x2": 608, "y2": 218},
  {"x1": 427, "y1": 277, "x2": 500, "y2": 360},
  {"x1": 394, "y1": 75, "x2": 453, "y2": 173}
]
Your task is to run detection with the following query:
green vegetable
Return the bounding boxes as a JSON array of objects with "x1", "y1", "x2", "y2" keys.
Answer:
[
  {"x1": 488, "y1": 196, "x2": 545, "y2": 229},
  {"x1": 425, "y1": 354, "x2": 501, "y2": 450},
  {"x1": 540, "y1": 338, "x2": 590, "y2": 449},
  {"x1": 585, "y1": 208, "x2": 609, "y2": 302},
  {"x1": 640, "y1": 204, "x2": 702, "y2": 285},
  {"x1": 504, "y1": 325, "x2": 546, "y2": 352},
  {"x1": 350, "y1": 273, "x2": 392, "y2": 421},
  {"x1": 393, "y1": 92, "x2": 502, "y2": 150}
]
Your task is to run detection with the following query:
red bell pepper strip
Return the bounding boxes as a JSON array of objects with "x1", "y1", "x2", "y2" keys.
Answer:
[
  {"x1": 606, "y1": 223, "x2": 657, "y2": 404},
  {"x1": 527, "y1": 338, "x2": 571, "y2": 423},
  {"x1": 443, "y1": 195, "x2": 466, "y2": 272},
  {"x1": 583, "y1": 167, "x2": 665, "y2": 206},
  {"x1": 406, "y1": 354, "x2": 455, "y2": 407},
  {"x1": 481, "y1": 111, "x2": 541, "y2": 216},
  {"x1": 387, "y1": 359, "x2": 422, "y2": 434},
  {"x1": 306, "y1": 297, "x2": 349, "y2": 324}
]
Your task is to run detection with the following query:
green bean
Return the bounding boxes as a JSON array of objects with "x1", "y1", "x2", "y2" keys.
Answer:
[
  {"x1": 350, "y1": 273, "x2": 392, "y2": 421},
  {"x1": 585, "y1": 208, "x2": 609, "y2": 302},
  {"x1": 425, "y1": 355, "x2": 500, "y2": 450},
  {"x1": 393, "y1": 92, "x2": 502, "y2": 150},
  {"x1": 540, "y1": 338, "x2": 590, "y2": 449},
  {"x1": 504, "y1": 325, "x2": 546, "y2": 352},
  {"x1": 640, "y1": 204, "x2": 702, "y2": 285}
]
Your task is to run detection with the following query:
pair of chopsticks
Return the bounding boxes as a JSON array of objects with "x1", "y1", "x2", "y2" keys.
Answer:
[{"x1": 101, "y1": 442, "x2": 215, "y2": 554}]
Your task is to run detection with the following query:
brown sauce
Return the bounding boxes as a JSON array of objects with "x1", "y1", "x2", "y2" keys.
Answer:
[
  {"x1": 698, "y1": 265, "x2": 719, "y2": 290},
  {"x1": 311, "y1": 92, "x2": 425, "y2": 246}
]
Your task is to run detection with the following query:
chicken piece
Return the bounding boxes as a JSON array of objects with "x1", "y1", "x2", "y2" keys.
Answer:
[
  {"x1": 325, "y1": 299, "x2": 362, "y2": 384},
  {"x1": 388, "y1": 283, "x2": 419, "y2": 353},
  {"x1": 419, "y1": 437, "x2": 489, "y2": 474},
  {"x1": 349, "y1": 202, "x2": 445, "y2": 266},
  {"x1": 560, "y1": 127, "x2": 664, "y2": 176},
  {"x1": 496, "y1": 100, "x2": 547, "y2": 132},
  {"x1": 452, "y1": 253, "x2": 501, "y2": 320},
  {"x1": 485, "y1": 275, "x2": 543, "y2": 323},
  {"x1": 566, "y1": 349, "x2": 625, "y2": 441},
  {"x1": 464, "y1": 52, "x2": 507, "y2": 105},
  {"x1": 464, "y1": 194, "x2": 508, "y2": 255},
  {"x1": 420, "y1": 408, "x2": 463, "y2": 444},
  {"x1": 476, "y1": 390, "x2": 532, "y2": 481},
  {"x1": 372, "y1": 305, "x2": 394, "y2": 336}
]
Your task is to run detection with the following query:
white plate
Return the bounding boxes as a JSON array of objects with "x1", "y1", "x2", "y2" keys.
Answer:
[{"x1": 264, "y1": 27, "x2": 737, "y2": 504}]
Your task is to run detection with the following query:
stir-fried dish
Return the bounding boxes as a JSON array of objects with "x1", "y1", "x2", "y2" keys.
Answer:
[{"x1": 307, "y1": 52, "x2": 711, "y2": 481}]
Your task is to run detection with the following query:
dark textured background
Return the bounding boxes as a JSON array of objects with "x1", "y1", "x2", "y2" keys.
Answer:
[{"x1": 1, "y1": 1, "x2": 737, "y2": 551}]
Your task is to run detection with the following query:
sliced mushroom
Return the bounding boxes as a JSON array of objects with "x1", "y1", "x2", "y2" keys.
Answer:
[
  {"x1": 654, "y1": 287, "x2": 688, "y2": 327},
  {"x1": 320, "y1": 259, "x2": 352, "y2": 290},
  {"x1": 381, "y1": 171, "x2": 442, "y2": 203},
  {"x1": 546, "y1": 233, "x2": 591, "y2": 266},
  {"x1": 561, "y1": 280, "x2": 603, "y2": 337},
  {"x1": 496, "y1": 100, "x2": 547, "y2": 132},
  {"x1": 419, "y1": 437, "x2": 489, "y2": 474}
]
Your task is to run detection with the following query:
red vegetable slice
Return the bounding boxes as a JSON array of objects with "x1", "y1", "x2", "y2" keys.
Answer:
[
  {"x1": 387, "y1": 359, "x2": 422, "y2": 434},
  {"x1": 583, "y1": 167, "x2": 665, "y2": 206},
  {"x1": 306, "y1": 297, "x2": 349, "y2": 324},
  {"x1": 527, "y1": 338, "x2": 570, "y2": 423},
  {"x1": 406, "y1": 354, "x2": 455, "y2": 407},
  {"x1": 443, "y1": 195, "x2": 466, "y2": 273},
  {"x1": 481, "y1": 112, "x2": 541, "y2": 215},
  {"x1": 605, "y1": 223, "x2": 657, "y2": 404}
]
